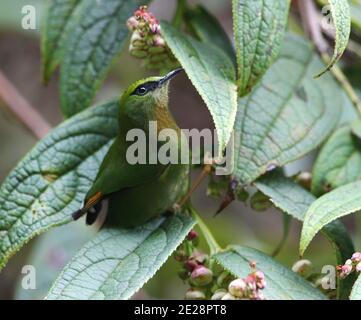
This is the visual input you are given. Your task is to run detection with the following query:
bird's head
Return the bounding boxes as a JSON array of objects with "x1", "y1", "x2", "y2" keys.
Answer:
[{"x1": 119, "y1": 68, "x2": 183, "y2": 131}]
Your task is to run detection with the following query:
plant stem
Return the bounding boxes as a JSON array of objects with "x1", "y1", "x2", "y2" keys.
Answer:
[
  {"x1": 0, "y1": 69, "x2": 51, "y2": 139},
  {"x1": 321, "y1": 53, "x2": 361, "y2": 115},
  {"x1": 188, "y1": 205, "x2": 222, "y2": 256},
  {"x1": 298, "y1": 0, "x2": 328, "y2": 53},
  {"x1": 172, "y1": 0, "x2": 186, "y2": 28},
  {"x1": 298, "y1": 0, "x2": 361, "y2": 116}
]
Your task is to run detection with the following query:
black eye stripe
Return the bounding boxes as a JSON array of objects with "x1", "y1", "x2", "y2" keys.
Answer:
[{"x1": 131, "y1": 81, "x2": 159, "y2": 96}]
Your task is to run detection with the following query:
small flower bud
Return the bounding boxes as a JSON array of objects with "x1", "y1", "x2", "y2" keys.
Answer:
[
  {"x1": 356, "y1": 262, "x2": 361, "y2": 272},
  {"x1": 292, "y1": 259, "x2": 312, "y2": 276},
  {"x1": 352, "y1": 252, "x2": 361, "y2": 263},
  {"x1": 174, "y1": 249, "x2": 186, "y2": 262},
  {"x1": 126, "y1": 16, "x2": 139, "y2": 31},
  {"x1": 211, "y1": 289, "x2": 228, "y2": 300},
  {"x1": 254, "y1": 270, "x2": 266, "y2": 289},
  {"x1": 153, "y1": 35, "x2": 165, "y2": 47},
  {"x1": 254, "y1": 291, "x2": 266, "y2": 300},
  {"x1": 190, "y1": 250, "x2": 208, "y2": 265},
  {"x1": 296, "y1": 172, "x2": 312, "y2": 190},
  {"x1": 185, "y1": 288, "x2": 206, "y2": 300},
  {"x1": 190, "y1": 266, "x2": 213, "y2": 287},
  {"x1": 187, "y1": 230, "x2": 198, "y2": 241},
  {"x1": 129, "y1": 49, "x2": 148, "y2": 58},
  {"x1": 178, "y1": 269, "x2": 189, "y2": 281},
  {"x1": 228, "y1": 278, "x2": 247, "y2": 298},
  {"x1": 250, "y1": 191, "x2": 273, "y2": 211},
  {"x1": 221, "y1": 293, "x2": 237, "y2": 300},
  {"x1": 184, "y1": 259, "x2": 198, "y2": 272},
  {"x1": 338, "y1": 264, "x2": 353, "y2": 279}
]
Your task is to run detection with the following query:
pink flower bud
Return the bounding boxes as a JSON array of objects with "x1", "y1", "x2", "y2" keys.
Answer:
[
  {"x1": 254, "y1": 271, "x2": 266, "y2": 289},
  {"x1": 211, "y1": 289, "x2": 228, "y2": 300},
  {"x1": 184, "y1": 259, "x2": 198, "y2": 272},
  {"x1": 352, "y1": 252, "x2": 361, "y2": 263},
  {"x1": 190, "y1": 265, "x2": 213, "y2": 287},
  {"x1": 153, "y1": 35, "x2": 165, "y2": 47},
  {"x1": 221, "y1": 293, "x2": 237, "y2": 300},
  {"x1": 126, "y1": 16, "x2": 139, "y2": 31},
  {"x1": 292, "y1": 259, "x2": 312, "y2": 275},
  {"x1": 185, "y1": 288, "x2": 206, "y2": 300},
  {"x1": 356, "y1": 262, "x2": 361, "y2": 272},
  {"x1": 190, "y1": 250, "x2": 208, "y2": 264},
  {"x1": 187, "y1": 230, "x2": 198, "y2": 241},
  {"x1": 338, "y1": 264, "x2": 353, "y2": 279},
  {"x1": 228, "y1": 278, "x2": 247, "y2": 298}
]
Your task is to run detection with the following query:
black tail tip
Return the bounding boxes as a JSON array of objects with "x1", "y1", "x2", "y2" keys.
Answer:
[{"x1": 72, "y1": 209, "x2": 84, "y2": 221}]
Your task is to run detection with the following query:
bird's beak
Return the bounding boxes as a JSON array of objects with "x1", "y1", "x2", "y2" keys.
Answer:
[{"x1": 158, "y1": 68, "x2": 183, "y2": 87}]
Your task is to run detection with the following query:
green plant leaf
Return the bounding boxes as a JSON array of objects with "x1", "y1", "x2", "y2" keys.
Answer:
[
  {"x1": 300, "y1": 180, "x2": 361, "y2": 256},
  {"x1": 312, "y1": 125, "x2": 361, "y2": 196},
  {"x1": 318, "y1": 0, "x2": 361, "y2": 34},
  {"x1": 350, "y1": 274, "x2": 361, "y2": 300},
  {"x1": 351, "y1": 119, "x2": 361, "y2": 139},
  {"x1": 233, "y1": 34, "x2": 342, "y2": 185},
  {"x1": 41, "y1": 0, "x2": 81, "y2": 83},
  {"x1": 46, "y1": 214, "x2": 195, "y2": 300},
  {"x1": 232, "y1": 0, "x2": 290, "y2": 95},
  {"x1": 15, "y1": 222, "x2": 94, "y2": 300},
  {"x1": 316, "y1": 0, "x2": 351, "y2": 77},
  {"x1": 60, "y1": 0, "x2": 150, "y2": 118},
  {"x1": 0, "y1": 100, "x2": 118, "y2": 271},
  {"x1": 161, "y1": 21, "x2": 238, "y2": 153},
  {"x1": 214, "y1": 246, "x2": 327, "y2": 300},
  {"x1": 184, "y1": 5, "x2": 236, "y2": 64},
  {"x1": 256, "y1": 170, "x2": 356, "y2": 299},
  {"x1": 349, "y1": 0, "x2": 361, "y2": 33}
]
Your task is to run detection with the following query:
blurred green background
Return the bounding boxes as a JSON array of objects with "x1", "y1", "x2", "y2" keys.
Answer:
[{"x1": 0, "y1": 0, "x2": 360, "y2": 300}]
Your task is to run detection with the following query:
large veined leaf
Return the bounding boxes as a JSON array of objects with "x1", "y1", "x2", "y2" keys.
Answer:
[
  {"x1": 300, "y1": 181, "x2": 361, "y2": 256},
  {"x1": 318, "y1": 0, "x2": 361, "y2": 33},
  {"x1": 215, "y1": 246, "x2": 327, "y2": 300},
  {"x1": 256, "y1": 171, "x2": 355, "y2": 299},
  {"x1": 41, "y1": 0, "x2": 81, "y2": 83},
  {"x1": 232, "y1": 0, "x2": 290, "y2": 95},
  {"x1": 312, "y1": 125, "x2": 361, "y2": 196},
  {"x1": 316, "y1": 0, "x2": 351, "y2": 77},
  {"x1": 233, "y1": 34, "x2": 342, "y2": 185},
  {"x1": 184, "y1": 5, "x2": 236, "y2": 64},
  {"x1": 46, "y1": 214, "x2": 195, "y2": 300},
  {"x1": 60, "y1": 0, "x2": 150, "y2": 118},
  {"x1": 161, "y1": 21, "x2": 238, "y2": 153},
  {"x1": 0, "y1": 100, "x2": 119, "y2": 271},
  {"x1": 350, "y1": 274, "x2": 361, "y2": 300},
  {"x1": 15, "y1": 222, "x2": 95, "y2": 300}
]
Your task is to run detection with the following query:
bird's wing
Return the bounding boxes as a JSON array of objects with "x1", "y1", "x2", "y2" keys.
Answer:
[{"x1": 85, "y1": 136, "x2": 169, "y2": 201}]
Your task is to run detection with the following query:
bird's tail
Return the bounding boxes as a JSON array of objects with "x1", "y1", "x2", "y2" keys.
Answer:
[{"x1": 72, "y1": 191, "x2": 103, "y2": 224}]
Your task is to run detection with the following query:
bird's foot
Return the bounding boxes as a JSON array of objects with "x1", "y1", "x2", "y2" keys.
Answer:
[
  {"x1": 164, "y1": 203, "x2": 181, "y2": 217},
  {"x1": 172, "y1": 203, "x2": 181, "y2": 214}
]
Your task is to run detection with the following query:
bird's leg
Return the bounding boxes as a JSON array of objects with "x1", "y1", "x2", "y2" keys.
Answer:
[
  {"x1": 177, "y1": 164, "x2": 212, "y2": 208},
  {"x1": 86, "y1": 201, "x2": 103, "y2": 225}
]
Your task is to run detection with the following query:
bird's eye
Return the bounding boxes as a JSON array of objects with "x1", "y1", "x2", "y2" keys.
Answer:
[{"x1": 136, "y1": 86, "x2": 148, "y2": 96}]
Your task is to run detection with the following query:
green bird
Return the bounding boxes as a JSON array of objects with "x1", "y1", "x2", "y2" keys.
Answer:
[{"x1": 72, "y1": 68, "x2": 190, "y2": 227}]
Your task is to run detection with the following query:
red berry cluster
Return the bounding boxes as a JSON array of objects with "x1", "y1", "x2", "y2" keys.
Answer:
[
  {"x1": 174, "y1": 230, "x2": 267, "y2": 300},
  {"x1": 126, "y1": 6, "x2": 178, "y2": 72},
  {"x1": 337, "y1": 252, "x2": 361, "y2": 279}
]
